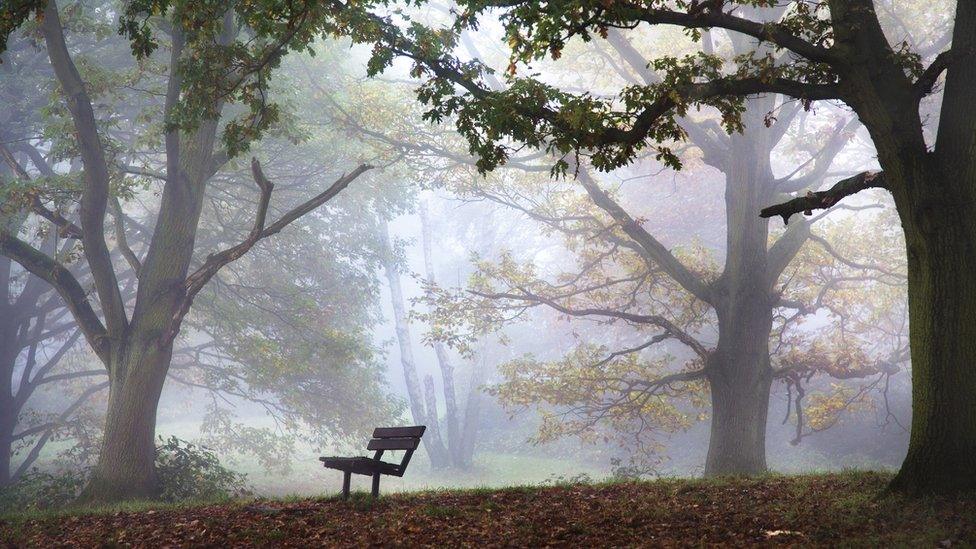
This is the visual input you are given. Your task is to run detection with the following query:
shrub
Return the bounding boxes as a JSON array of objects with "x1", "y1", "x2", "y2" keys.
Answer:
[
  {"x1": 0, "y1": 437, "x2": 249, "y2": 512},
  {"x1": 0, "y1": 469, "x2": 87, "y2": 513},
  {"x1": 155, "y1": 436, "x2": 251, "y2": 503}
]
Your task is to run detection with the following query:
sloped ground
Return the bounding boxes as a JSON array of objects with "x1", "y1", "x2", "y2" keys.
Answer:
[{"x1": 1, "y1": 472, "x2": 974, "y2": 547}]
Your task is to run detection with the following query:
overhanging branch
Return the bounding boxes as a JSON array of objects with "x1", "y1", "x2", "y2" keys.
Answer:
[
  {"x1": 914, "y1": 49, "x2": 952, "y2": 100},
  {"x1": 474, "y1": 287, "x2": 709, "y2": 359},
  {"x1": 760, "y1": 171, "x2": 887, "y2": 225}
]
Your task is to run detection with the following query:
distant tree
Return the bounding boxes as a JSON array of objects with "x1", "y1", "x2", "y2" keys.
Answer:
[
  {"x1": 325, "y1": 0, "x2": 967, "y2": 494},
  {"x1": 378, "y1": 201, "x2": 486, "y2": 470},
  {"x1": 325, "y1": 19, "x2": 904, "y2": 474},
  {"x1": 421, "y1": 150, "x2": 907, "y2": 474}
]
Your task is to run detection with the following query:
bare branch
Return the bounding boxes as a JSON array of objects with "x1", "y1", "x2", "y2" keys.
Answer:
[
  {"x1": 808, "y1": 233, "x2": 906, "y2": 280},
  {"x1": 163, "y1": 159, "x2": 372, "y2": 344},
  {"x1": 774, "y1": 118, "x2": 858, "y2": 193},
  {"x1": 576, "y1": 168, "x2": 714, "y2": 303},
  {"x1": 0, "y1": 231, "x2": 109, "y2": 362},
  {"x1": 111, "y1": 196, "x2": 142, "y2": 276},
  {"x1": 474, "y1": 287, "x2": 709, "y2": 359},
  {"x1": 767, "y1": 218, "x2": 811, "y2": 285}
]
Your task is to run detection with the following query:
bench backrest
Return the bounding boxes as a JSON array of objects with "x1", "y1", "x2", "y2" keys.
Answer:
[{"x1": 367, "y1": 425, "x2": 425, "y2": 476}]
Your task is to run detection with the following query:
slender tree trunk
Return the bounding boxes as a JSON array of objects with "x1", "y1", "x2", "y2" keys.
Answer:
[
  {"x1": 458, "y1": 350, "x2": 487, "y2": 467},
  {"x1": 423, "y1": 374, "x2": 449, "y2": 461},
  {"x1": 888, "y1": 195, "x2": 976, "y2": 494},
  {"x1": 419, "y1": 204, "x2": 463, "y2": 466},
  {"x1": 379, "y1": 219, "x2": 449, "y2": 468},
  {"x1": 79, "y1": 341, "x2": 171, "y2": 502}
]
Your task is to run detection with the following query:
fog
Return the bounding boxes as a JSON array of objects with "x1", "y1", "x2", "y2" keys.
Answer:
[{"x1": 1, "y1": 0, "x2": 939, "y2": 507}]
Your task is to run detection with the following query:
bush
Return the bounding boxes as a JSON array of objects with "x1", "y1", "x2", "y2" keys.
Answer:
[
  {"x1": 0, "y1": 437, "x2": 249, "y2": 512},
  {"x1": 155, "y1": 436, "x2": 251, "y2": 503},
  {"x1": 0, "y1": 470, "x2": 87, "y2": 513}
]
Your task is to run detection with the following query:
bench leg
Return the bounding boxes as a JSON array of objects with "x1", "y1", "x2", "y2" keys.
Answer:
[
  {"x1": 342, "y1": 471, "x2": 351, "y2": 500},
  {"x1": 371, "y1": 472, "x2": 380, "y2": 498}
]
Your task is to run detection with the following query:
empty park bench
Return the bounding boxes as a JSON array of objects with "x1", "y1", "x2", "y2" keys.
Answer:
[{"x1": 319, "y1": 425, "x2": 426, "y2": 499}]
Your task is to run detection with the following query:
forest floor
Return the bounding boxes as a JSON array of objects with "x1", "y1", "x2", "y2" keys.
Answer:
[{"x1": 1, "y1": 471, "x2": 974, "y2": 547}]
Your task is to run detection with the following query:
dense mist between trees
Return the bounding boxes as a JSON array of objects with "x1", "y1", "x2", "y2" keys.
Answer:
[{"x1": 0, "y1": 0, "x2": 960, "y2": 507}]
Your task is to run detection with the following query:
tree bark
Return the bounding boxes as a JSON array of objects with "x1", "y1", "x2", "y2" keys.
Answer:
[
  {"x1": 704, "y1": 341, "x2": 772, "y2": 476},
  {"x1": 887, "y1": 0, "x2": 976, "y2": 495},
  {"x1": 0, "y1": 434, "x2": 11, "y2": 488},
  {"x1": 78, "y1": 341, "x2": 172, "y2": 502},
  {"x1": 704, "y1": 275, "x2": 775, "y2": 476},
  {"x1": 887, "y1": 186, "x2": 976, "y2": 494}
]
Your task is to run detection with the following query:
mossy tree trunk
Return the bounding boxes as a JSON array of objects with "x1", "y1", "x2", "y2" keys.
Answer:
[
  {"x1": 843, "y1": 0, "x2": 976, "y2": 494},
  {"x1": 889, "y1": 200, "x2": 976, "y2": 493}
]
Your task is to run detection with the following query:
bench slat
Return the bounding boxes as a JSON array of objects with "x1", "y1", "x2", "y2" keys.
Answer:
[
  {"x1": 367, "y1": 437, "x2": 420, "y2": 451},
  {"x1": 372, "y1": 426, "x2": 426, "y2": 439},
  {"x1": 320, "y1": 456, "x2": 398, "y2": 475}
]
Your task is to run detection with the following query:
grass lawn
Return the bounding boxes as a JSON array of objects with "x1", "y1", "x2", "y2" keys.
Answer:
[{"x1": 2, "y1": 471, "x2": 974, "y2": 547}]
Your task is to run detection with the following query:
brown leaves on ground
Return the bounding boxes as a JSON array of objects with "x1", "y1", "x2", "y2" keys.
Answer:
[{"x1": 2, "y1": 472, "x2": 974, "y2": 547}]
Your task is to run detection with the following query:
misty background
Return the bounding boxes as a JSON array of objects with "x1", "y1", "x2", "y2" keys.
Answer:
[{"x1": 1, "y1": 0, "x2": 930, "y2": 503}]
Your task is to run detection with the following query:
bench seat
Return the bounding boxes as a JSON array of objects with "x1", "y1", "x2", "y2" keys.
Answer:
[
  {"x1": 320, "y1": 425, "x2": 425, "y2": 499},
  {"x1": 318, "y1": 456, "x2": 399, "y2": 476}
]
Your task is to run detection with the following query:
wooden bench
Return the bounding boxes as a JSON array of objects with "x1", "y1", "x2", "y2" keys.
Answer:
[{"x1": 319, "y1": 425, "x2": 426, "y2": 499}]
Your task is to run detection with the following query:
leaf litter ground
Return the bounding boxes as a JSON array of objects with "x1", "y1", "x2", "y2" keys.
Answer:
[{"x1": 2, "y1": 472, "x2": 974, "y2": 547}]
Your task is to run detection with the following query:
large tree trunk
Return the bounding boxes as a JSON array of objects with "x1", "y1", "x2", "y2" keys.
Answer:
[
  {"x1": 704, "y1": 347, "x2": 772, "y2": 476},
  {"x1": 702, "y1": 100, "x2": 776, "y2": 476},
  {"x1": 888, "y1": 185, "x2": 976, "y2": 494},
  {"x1": 883, "y1": 0, "x2": 976, "y2": 495},
  {"x1": 704, "y1": 282, "x2": 774, "y2": 476},
  {"x1": 79, "y1": 341, "x2": 171, "y2": 502}
]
